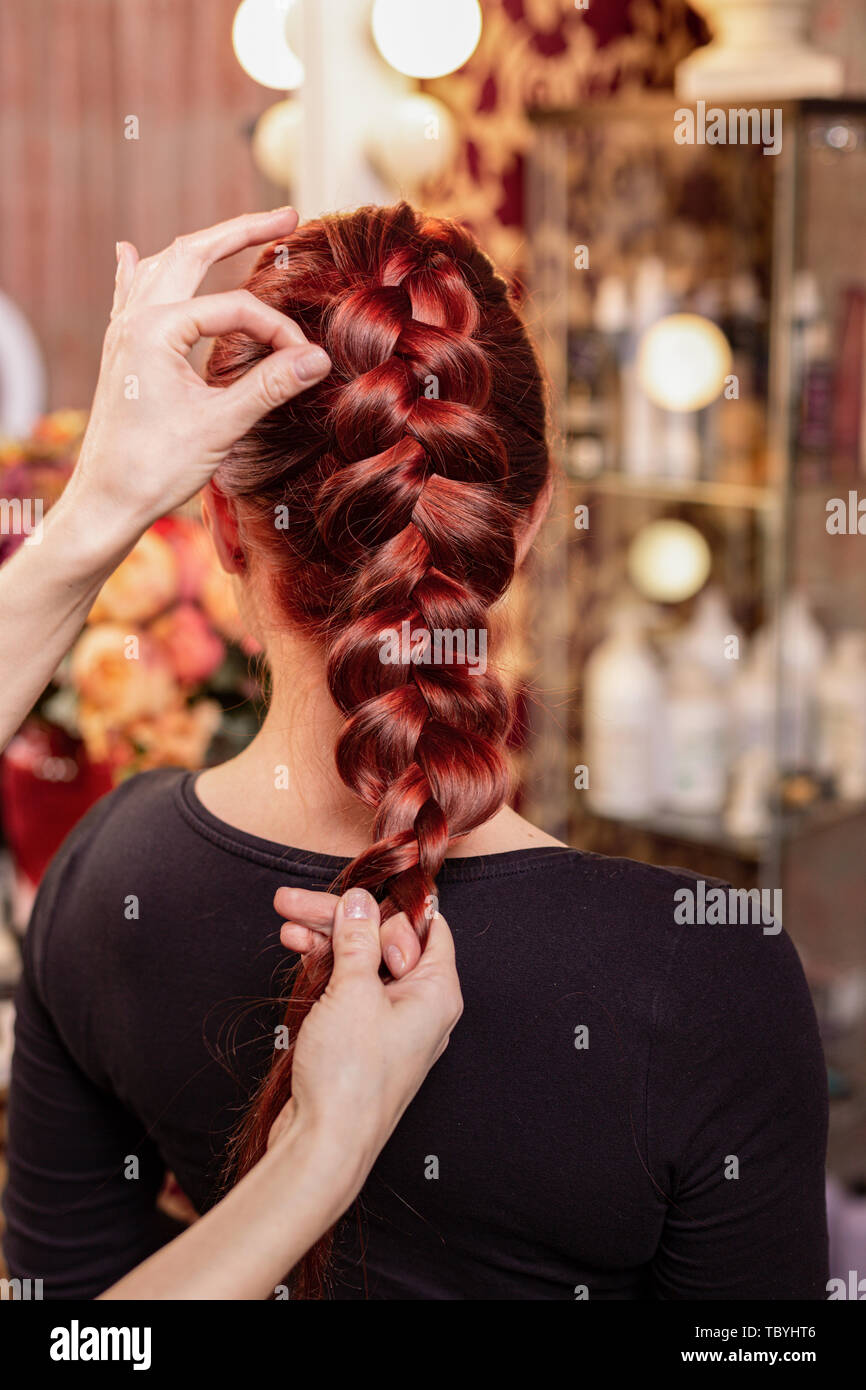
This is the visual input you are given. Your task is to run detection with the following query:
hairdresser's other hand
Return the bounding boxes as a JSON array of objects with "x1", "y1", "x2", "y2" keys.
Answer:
[
  {"x1": 274, "y1": 885, "x2": 424, "y2": 978},
  {"x1": 62, "y1": 208, "x2": 331, "y2": 552},
  {"x1": 268, "y1": 888, "x2": 462, "y2": 1190}
]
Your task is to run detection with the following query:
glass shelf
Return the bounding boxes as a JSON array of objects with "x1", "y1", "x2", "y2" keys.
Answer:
[
  {"x1": 523, "y1": 92, "x2": 866, "y2": 1201},
  {"x1": 577, "y1": 797, "x2": 866, "y2": 865},
  {"x1": 564, "y1": 468, "x2": 776, "y2": 511},
  {"x1": 577, "y1": 806, "x2": 766, "y2": 861},
  {"x1": 524, "y1": 96, "x2": 866, "y2": 1032}
]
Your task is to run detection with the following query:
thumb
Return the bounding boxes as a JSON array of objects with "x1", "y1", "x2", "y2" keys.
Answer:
[
  {"x1": 330, "y1": 888, "x2": 382, "y2": 985},
  {"x1": 218, "y1": 343, "x2": 331, "y2": 435}
]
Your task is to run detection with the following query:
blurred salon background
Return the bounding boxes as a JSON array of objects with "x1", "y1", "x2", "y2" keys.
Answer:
[{"x1": 2, "y1": 0, "x2": 866, "y2": 1288}]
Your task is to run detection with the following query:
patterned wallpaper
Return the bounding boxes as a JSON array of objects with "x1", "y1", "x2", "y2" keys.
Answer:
[{"x1": 421, "y1": 0, "x2": 707, "y2": 276}]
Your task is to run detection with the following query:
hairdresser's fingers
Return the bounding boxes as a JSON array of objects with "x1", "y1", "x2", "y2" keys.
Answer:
[
  {"x1": 276, "y1": 886, "x2": 338, "y2": 956},
  {"x1": 379, "y1": 912, "x2": 423, "y2": 980},
  {"x1": 412, "y1": 910, "x2": 458, "y2": 975},
  {"x1": 126, "y1": 206, "x2": 300, "y2": 307},
  {"x1": 111, "y1": 241, "x2": 139, "y2": 318},
  {"x1": 274, "y1": 886, "x2": 340, "y2": 930},
  {"x1": 216, "y1": 342, "x2": 331, "y2": 434},
  {"x1": 329, "y1": 888, "x2": 383, "y2": 985},
  {"x1": 275, "y1": 887, "x2": 422, "y2": 977},
  {"x1": 387, "y1": 912, "x2": 460, "y2": 1003},
  {"x1": 159, "y1": 290, "x2": 308, "y2": 355},
  {"x1": 278, "y1": 916, "x2": 421, "y2": 975},
  {"x1": 279, "y1": 922, "x2": 322, "y2": 955},
  {"x1": 387, "y1": 913, "x2": 462, "y2": 1064}
]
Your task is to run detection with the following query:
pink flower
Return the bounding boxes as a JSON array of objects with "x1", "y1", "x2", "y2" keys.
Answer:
[
  {"x1": 151, "y1": 603, "x2": 226, "y2": 686},
  {"x1": 154, "y1": 516, "x2": 215, "y2": 602},
  {"x1": 161, "y1": 517, "x2": 262, "y2": 655}
]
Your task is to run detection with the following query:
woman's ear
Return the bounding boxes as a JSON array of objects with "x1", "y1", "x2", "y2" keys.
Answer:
[
  {"x1": 515, "y1": 470, "x2": 554, "y2": 567},
  {"x1": 202, "y1": 482, "x2": 245, "y2": 575}
]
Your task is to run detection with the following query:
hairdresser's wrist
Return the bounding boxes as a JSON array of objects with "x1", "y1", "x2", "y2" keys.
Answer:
[
  {"x1": 48, "y1": 473, "x2": 148, "y2": 583},
  {"x1": 268, "y1": 1108, "x2": 377, "y2": 1215}
]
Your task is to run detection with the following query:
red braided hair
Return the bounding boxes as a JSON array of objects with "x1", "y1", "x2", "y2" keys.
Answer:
[{"x1": 207, "y1": 203, "x2": 550, "y2": 1296}]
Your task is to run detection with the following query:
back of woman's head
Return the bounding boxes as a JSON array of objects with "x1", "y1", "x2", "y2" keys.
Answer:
[{"x1": 207, "y1": 201, "x2": 550, "y2": 1294}]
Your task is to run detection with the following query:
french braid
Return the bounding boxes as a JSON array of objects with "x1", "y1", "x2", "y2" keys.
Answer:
[{"x1": 207, "y1": 203, "x2": 550, "y2": 1296}]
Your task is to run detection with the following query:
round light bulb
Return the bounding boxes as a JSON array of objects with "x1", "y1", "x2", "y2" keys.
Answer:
[
  {"x1": 627, "y1": 519, "x2": 712, "y2": 604},
  {"x1": 251, "y1": 99, "x2": 303, "y2": 188},
  {"x1": 367, "y1": 94, "x2": 458, "y2": 188},
  {"x1": 232, "y1": 0, "x2": 304, "y2": 90},
  {"x1": 637, "y1": 313, "x2": 732, "y2": 412},
  {"x1": 372, "y1": 0, "x2": 482, "y2": 79}
]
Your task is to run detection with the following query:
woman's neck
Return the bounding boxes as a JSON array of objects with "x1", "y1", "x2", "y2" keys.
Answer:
[{"x1": 195, "y1": 632, "x2": 566, "y2": 858}]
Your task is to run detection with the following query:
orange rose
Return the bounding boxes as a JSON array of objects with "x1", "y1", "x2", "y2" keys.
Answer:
[
  {"x1": 126, "y1": 700, "x2": 222, "y2": 771},
  {"x1": 89, "y1": 530, "x2": 179, "y2": 625},
  {"x1": 70, "y1": 624, "x2": 178, "y2": 727}
]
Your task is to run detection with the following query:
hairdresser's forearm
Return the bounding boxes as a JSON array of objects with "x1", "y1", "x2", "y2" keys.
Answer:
[
  {"x1": 0, "y1": 487, "x2": 137, "y2": 751},
  {"x1": 98, "y1": 1119, "x2": 364, "y2": 1301}
]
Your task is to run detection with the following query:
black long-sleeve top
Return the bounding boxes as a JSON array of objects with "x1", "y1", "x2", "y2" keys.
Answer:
[{"x1": 3, "y1": 769, "x2": 828, "y2": 1299}]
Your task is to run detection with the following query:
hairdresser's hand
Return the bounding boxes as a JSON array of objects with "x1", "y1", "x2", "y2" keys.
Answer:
[
  {"x1": 61, "y1": 207, "x2": 331, "y2": 556},
  {"x1": 0, "y1": 210, "x2": 331, "y2": 755},
  {"x1": 274, "y1": 885, "x2": 424, "y2": 978},
  {"x1": 268, "y1": 888, "x2": 462, "y2": 1191},
  {"x1": 102, "y1": 896, "x2": 459, "y2": 1302}
]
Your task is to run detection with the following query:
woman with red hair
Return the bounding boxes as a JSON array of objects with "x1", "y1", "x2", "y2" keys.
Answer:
[
  {"x1": 0, "y1": 209, "x2": 461, "y2": 1300},
  {"x1": 4, "y1": 203, "x2": 828, "y2": 1300}
]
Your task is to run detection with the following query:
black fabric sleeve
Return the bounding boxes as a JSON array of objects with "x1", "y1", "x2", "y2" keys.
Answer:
[
  {"x1": 2, "y1": 923, "x2": 167, "y2": 1299},
  {"x1": 647, "y1": 917, "x2": 829, "y2": 1300}
]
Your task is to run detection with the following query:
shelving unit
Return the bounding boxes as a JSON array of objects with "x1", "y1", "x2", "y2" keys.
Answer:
[
  {"x1": 524, "y1": 96, "x2": 866, "y2": 1179},
  {"x1": 568, "y1": 472, "x2": 775, "y2": 511}
]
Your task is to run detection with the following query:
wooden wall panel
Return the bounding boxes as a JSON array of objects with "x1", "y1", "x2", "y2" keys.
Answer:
[{"x1": 0, "y1": 0, "x2": 273, "y2": 410}]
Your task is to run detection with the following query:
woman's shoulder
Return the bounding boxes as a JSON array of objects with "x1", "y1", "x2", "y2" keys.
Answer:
[
  {"x1": 552, "y1": 850, "x2": 815, "y2": 1056},
  {"x1": 464, "y1": 832, "x2": 807, "y2": 1005},
  {"x1": 23, "y1": 768, "x2": 190, "y2": 971},
  {"x1": 469, "y1": 826, "x2": 730, "y2": 935},
  {"x1": 508, "y1": 846, "x2": 821, "y2": 1091},
  {"x1": 453, "y1": 807, "x2": 744, "y2": 940},
  {"x1": 47, "y1": 766, "x2": 188, "y2": 870}
]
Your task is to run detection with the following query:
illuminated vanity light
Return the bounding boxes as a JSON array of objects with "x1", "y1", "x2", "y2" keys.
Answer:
[
  {"x1": 367, "y1": 94, "x2": 458, "y2": 186},
  {"x1": 252, "y1": 100, "x2": 303, "y2": 187},
  {"x1": 372, "y1": 0, "x2": 482, "y2": 79},
  {"x1": 627, "y1": 519, "x2": 712, "y2": 604},
  {"x1": 232, "y1": 0, "x2": 304, "y2": 91},
  {"x1": 637, "y1": 313, "x2": 732, "y2": 412}
]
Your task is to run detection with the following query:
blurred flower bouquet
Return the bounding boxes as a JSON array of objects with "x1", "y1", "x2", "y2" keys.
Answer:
[
  {"x1": 59, "y1": 513, "x2": 262, "y2": 775},
  {"x1": 0, "y1": 410, "x2": 86, "y2": 563},
  {"x1": 0, "y1": 412, "x2": 264, "y2": 888}
]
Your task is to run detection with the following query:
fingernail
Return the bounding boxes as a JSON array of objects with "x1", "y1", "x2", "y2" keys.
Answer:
[
  {"x1": 115, "y1": 241, "x2": 122, "y2": 264},
  {"x1": 384, "y1": 944, "x2": 406, "y2": 977},
  {"x1": 295, "y1": 347, "x2": 331, "y2": 381},
  {"x1": 342, "y1": 888, "x2": 375, "y2": 919},
  {"x1": 272, "y1": 205, "x2": 294, "y2": 213}
]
